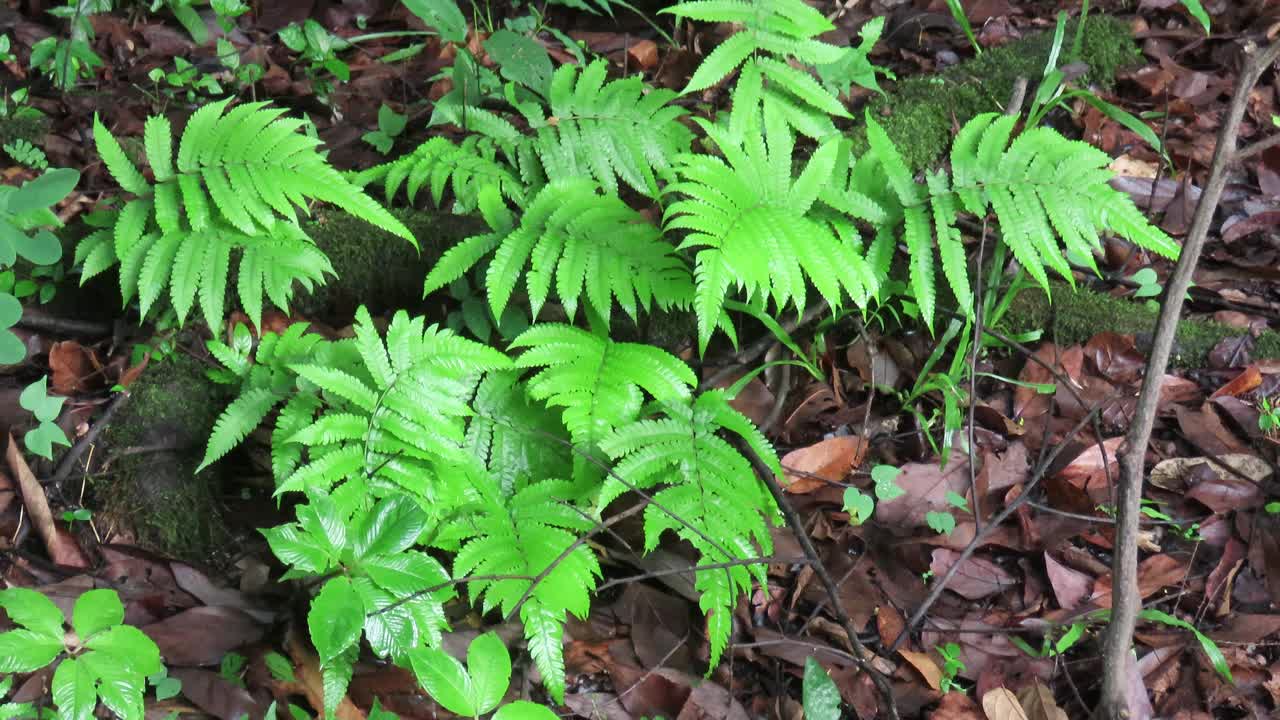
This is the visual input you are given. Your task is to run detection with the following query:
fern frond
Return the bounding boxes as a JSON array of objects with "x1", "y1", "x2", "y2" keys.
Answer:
[
  {"x1": 277, "y1": 308, "x2": 512, "y2": 506},
  {"x1": 853, "y1": 112, "x2": 1178, "y2": 325},
  {"x1": 599, "y1": 391, "x2": 780, "y2": 668},
  {"x1": 426, "y1": 179, "x2": 692, "y2": 324},
  {"x1": 511, "y1": 324, "x2": 696, "y2": 459},
  {"x1": 666, "y1": 122, "x2": 877, "y2": 351},
  {"x1": 84, "y1": 102, "x2": 411, "y2": 329},
  {"x1": 448, "y1": 481, "x2": 600, "y2": 703}
]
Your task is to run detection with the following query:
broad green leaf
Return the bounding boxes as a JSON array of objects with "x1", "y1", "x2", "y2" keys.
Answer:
[
  {"x1": 84, "y1": 625, "x2": 163, "y2": 677},
  {"x1": 14, "y1": 229, "x2": 62, "y2": 266},
  {"x1": 925, "y1": 511, "x2": 956, "y2": 535},
  {"x1": 308, "y1": 578, "x2": 363, "y2": 664},
  {"x1": 842, "y1": 488, "x2": 873, "y2": 526},
  {"x1": 263, "y1": 525, "x2": 331, "y2": 573},
  {"x1": 492, "y1": 701, "x2": 559, "y2": 720},
  {"x1": 406, "y1": 646, "x2": 475, "y2": 717},
  {"x1": 0, "y1": 293, "x2": 20, "y2": 329},
  {"x1": 0, "y1": 331, "x2": 24, "y2": 364},
  {"x1": 0, "y1": 629, "x2": 64, "y2": 672},
  {"x1": 484, "y1": 30, "x2": 552, "y2": 96},
  {"x1": 8, "y1": 168, "x2": 78, "y2": 215},
  {"x1": 0, "y1": 587, "x2": 65, "y2": 637},
  {"x1": 51, "y1": 659, "x2": 96, "y2": 720},
  {"x1": 945, "y1": 491, "x2": 969, "y2": 511},
  {"x1": 467, "y1": 633, "x2": 511, "y2": 714},
  {"x1": 872, "y1": 465, "x2": 903, "y2": 501},
  {"x1": 72, "y1": 589, "x2": 124, "y2": 639},
  {"x1": 265, "y1": 651, "x2": 296, "y2": 683},
  {"x1": 401, "y1": 0, "x2": 468, "y2": 43},
  {"x1": 802, "y1": 657, "x2": 841, "y2": 720},
  {"x1": 355, "y1": 495, "x2": 427, "y2": 560},
  {"x1": 81, "y1": 654, "x2": 144, "y2": 720}
]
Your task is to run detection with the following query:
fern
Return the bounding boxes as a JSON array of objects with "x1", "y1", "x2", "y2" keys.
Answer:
[
  {"x1": 510, "y1": 324, "x2": 696, "y2": 451},
  {"x1": 364, "y1": 60, "x2": 692, "y2": 210},
  {"x1": 665, "y1": 116, "x2": 878, "y2": 352},
  {"x1": 860, "y1": 111, "x2": 1180, "y2": 327},
  {"x1": 466, "y1": 370, "x2": 572, "y2": 498},
  {"x1": 448, "y1": 479, "x2": 600, "y2": 704},
  {"x1": 354, "y1": 135, "x2": 527, "y2": 213},
  {"x1": 598, "y1": 390, "x2": 782, "y2": 666},
  {"x1": 663, "y1": 0, "x2": 870, "y2": 137},
  {"x1": 424, "y1": 180, "x2": 693, "y2": 326},
  {"x1": 199, "y1": 321, "x2": 332, "y2": 471},
  {"x1": 83, "y1": 101, "x2": 414, "y2": 330},
  {"x1": 276, "y1": 307, "x2": 511, "y2": 506}
]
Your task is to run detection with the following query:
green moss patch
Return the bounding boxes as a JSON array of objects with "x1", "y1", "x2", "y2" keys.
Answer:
[
  {"x1": 1001, "y1": 281, "x2": 1280, "y2": 366},
  {"x1": 293, "y1": 207, "x2": 485, "y2": 320},
  {"x1": 93, "y1": 354, "x2": 230, "y2": 560},
  {"x1": 849, "y1": 16, "x2": 1140, "y2": 171}
]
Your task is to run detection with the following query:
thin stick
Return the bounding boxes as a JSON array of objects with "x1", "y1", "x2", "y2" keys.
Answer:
[
  {"x1": 737, "y1": 441, "x2": 901, "y2": 720},
  {"x1": 48, "y1": 393, "x2": 128, "y2": 489},
  {"x1": 1094, "y1": 37, "x2": 1280, "y2": 720}
]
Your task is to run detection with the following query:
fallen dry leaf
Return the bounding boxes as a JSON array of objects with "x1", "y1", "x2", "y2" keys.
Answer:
[
  {"x1": 981, "y1": 687, "x2": 1029, "y2": 720},
  {"x1": 1044, "y1": 552, "x2": 1093, "y2": 611},
  {"x1": 1149, "y1": 454, "x2": 1271, "y2": 492},
  {"x1": 929, "y1": 691, "x2": 984, "y2": 719},
  {"x1": 899, "y1": 648, "x2": 944, "y2": 690},
  {"x1": 875, "y1": 451, "x2": 971, "y2": 529},
  {"x1": 1210, "y1": 365, "x2": 1263, "y2": 399},
  {"x1": 929, "y1": 549, "x2": 1019, "y2": 600},
  {"x1": 1015, "y1": 682, "x2": 1069, "y2": 720},
  {"x1": 1092, "y1": 554, "x2": 1187, "y2": 607},
  {"x1": 141, "y1": 606, "x2": 265, "y2": 666},
  {"x1": 781, "y1": 435, "x2": 867, "y2": 494},
  {"x1": 5, "y1": 433, "x2": 87, "y2": 568}
]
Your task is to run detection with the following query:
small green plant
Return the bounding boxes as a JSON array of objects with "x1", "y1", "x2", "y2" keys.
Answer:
[
  {"x1": 0, "y1": 167, "x2": 79, "y2": 363},
  {"x1": 147, "y1": 58, "x2": 225, "y2": 102},
  {"x1": 20, "y1": 377, "x2": 69, "y2": 460},
  {"x1": 937, "y1": 642, "x2": 966, "y2": 693},
  {"x1": 61, "y1": 507, "x2": 92, "y2": 524},
  {"x1": 5, "y1": 140, "x2": 49, "y2": 171},
  {"x1": 0, "y1": 587, "x2": 164, "y2": 720},
  {"x1": 802, "y1": 656, "x2": 841, "y2": 720},
  {"x1": 278, "y1": 19, "x2": 351, "y2": 101},
  {"x1": 409, "y1": 633, "x2": 558, "y2": 720},
  {"x1": 1011, "y1": 622, "x2": 1086, "y2": 658},
  {"x1": 362, "y1": 104, "x2": 408, "y2": 155},
  {"x1": 843, "y1": 464, "x2": 904, "y2": 526},
  {"x1": 1259, "y1": 395, "x2": 1279, "y2": 437},
  {"x1": 31, "y1": 0, "x2": 109, "y2": 90}
]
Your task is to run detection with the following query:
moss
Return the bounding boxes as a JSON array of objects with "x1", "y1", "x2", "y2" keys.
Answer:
[
  {"x1": 293, "y1": 206, "x2": 485, "y2": 320},
  {"x1": 94, "y1": 354, "x2": 231, "y2": 560},
  {"x1": 1001, "y1": 281, "x2": 1280, "y2": 367},
  {"x1": 849, "y1": 15, "x2": 1141, "y2": 171},
  {"x1": 0, "y1": 113, "x2": 49, "y2": 151}
]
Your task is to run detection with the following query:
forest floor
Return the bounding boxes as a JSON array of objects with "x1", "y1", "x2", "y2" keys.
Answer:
[{"x1": 3, "y1": 0, "x2": 1280, "y2": 719}]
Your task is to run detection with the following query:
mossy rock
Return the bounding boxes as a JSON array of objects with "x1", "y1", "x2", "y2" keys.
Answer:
[
  {"x1": 850, "y1": 15, "x2": 1140, "y2": 171},
  {"x1": 92, "y1": 354, "x2": 231, "y2": 560},
  {"x1": 0, "y1": 113, "x2": 49, "y2": 153},
  {"x1": 293, "y1": 207, "x2": 485, "y2": 322},
  {"x1": 1000, "y1": 280, "x2": 1280, "y2": 366}
]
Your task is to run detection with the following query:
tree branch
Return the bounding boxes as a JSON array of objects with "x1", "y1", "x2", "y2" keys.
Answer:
[{"x1": 1094, "y1": 36, "x2": 1280, "y2": 720}]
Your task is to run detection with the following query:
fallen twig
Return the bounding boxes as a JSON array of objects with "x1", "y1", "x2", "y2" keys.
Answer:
[{"x1": 738, "y1": 440, "x2": 901, "y2": 720}]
